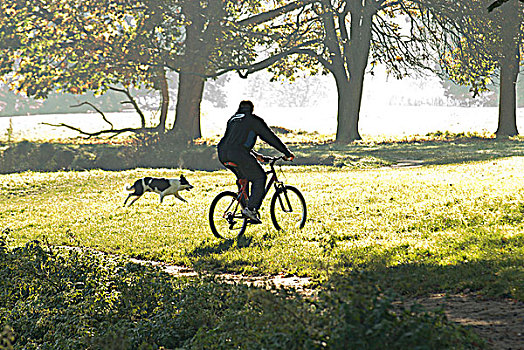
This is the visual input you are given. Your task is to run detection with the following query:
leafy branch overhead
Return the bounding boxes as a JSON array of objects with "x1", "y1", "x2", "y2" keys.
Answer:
[
  {"x1": 0, "y1": 0, "x2": 322, "y2": 140},
  {"x1": 1, "y1": 0, "x2": 523, "y2": 142}
]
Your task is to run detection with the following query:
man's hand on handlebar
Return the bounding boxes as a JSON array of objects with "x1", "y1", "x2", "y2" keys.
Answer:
[
  {"x1": 283, "y1": 153, "x2": 295, "y2": 162},
  {"x1": 256, "y1": 153, "x2": 295, "y2": 163}
]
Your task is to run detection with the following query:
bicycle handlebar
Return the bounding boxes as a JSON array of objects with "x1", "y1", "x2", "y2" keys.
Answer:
[{"x1": 262, "y1": 155, "x2": 288, "y2": 164}]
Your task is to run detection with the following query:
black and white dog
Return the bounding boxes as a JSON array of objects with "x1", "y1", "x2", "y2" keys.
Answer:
[{"x1": 124, "y1": 175, "x2": 193, "y2": 207}]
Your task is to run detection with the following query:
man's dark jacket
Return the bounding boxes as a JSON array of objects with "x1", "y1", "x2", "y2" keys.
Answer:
[{"x1": 217, "y1": 111, "x2": 292, "y2": 161}]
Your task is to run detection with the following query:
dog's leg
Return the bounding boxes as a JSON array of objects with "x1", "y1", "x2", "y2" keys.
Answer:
[
  {"x1": 159, "y1": 194, "x2": 165, "y2": 204},
  {"x1": 126, "y1": 195, "x2": 142, "y2": 207},
  {"x1": 174, "y1": 192, "x2": 187, "y2": 203},
  {"x1": 123, "y1": 194, "x2": 134, "y2": 207}
]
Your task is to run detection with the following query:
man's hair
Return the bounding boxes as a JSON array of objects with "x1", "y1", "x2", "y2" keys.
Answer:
[{"x1": 237, "y1": 100, "x2": 254, "y2": 113}]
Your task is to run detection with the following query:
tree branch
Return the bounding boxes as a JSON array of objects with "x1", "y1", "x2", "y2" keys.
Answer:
[
  {"x1": 235, "y1": 0, "x2": 318, "y2": 27},
  {"x1": 208, "y1": 39, "x2": 323, "y2": 79},
  {"x1": 40, "y1": 123, "x2": 158, "y2": 139},
  {"x1": 109, "y1": 86, "x2": 146, "y2": 128},
  {"x1": 70, "y1": 102, "x2": 114, "y2": 129}
]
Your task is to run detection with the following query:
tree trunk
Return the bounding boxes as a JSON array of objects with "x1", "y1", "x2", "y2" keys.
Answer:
[
  {"x1": 169, "y1": 68, "x2": 204, "y2": 143},
  {"x1": 495, "y1": 1, "x2": 521, "y2": 137},
  {"x1": 335, "y1": 76, "x2": 361, "y2": 142},
  {"x1": 496, "y1": 54, "x2": 519, "y2": 137},
  {"x1": 335, "y1": 6, "x2": 373, "y2": 144},
  {"x1": 167, "y1": 1, "x2": 206, "y2": 144},
  {"x1": 157, "y1": 68, "x2": 169, "y2": 133}
]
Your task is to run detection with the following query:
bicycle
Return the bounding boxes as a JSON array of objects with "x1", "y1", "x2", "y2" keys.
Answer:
[{"x1": 209, "y1": 156, "x2": 307, "y2": 239}]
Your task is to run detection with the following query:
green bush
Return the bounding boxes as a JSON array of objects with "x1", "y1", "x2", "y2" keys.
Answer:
[
  {"x1": 189, "y1": 275, "x2": 485, "y2": 350},
  {"x1": 0, "y1": 239, "x2": 484, "y2": 349}
]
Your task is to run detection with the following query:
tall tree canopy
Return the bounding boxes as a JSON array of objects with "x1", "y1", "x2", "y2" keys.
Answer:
[
  {"x1": 0, "y1": 0, "x2": 181, "y2": 133},
  {"x1": 4, "y1": 0, "x2": 517, "y2": 143},
  {"x1": 248, "y1": 0, "x2": 452, "y2": 143},
  {"x1": 0, "y1": 0, "x2": 317, "y2": 142}
]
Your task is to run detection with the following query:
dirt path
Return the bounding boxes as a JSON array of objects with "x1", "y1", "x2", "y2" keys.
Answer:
[
  {"x1": 58, "y1": 246, "x2": 521, "y2": 350},
  {"x1": 411, "y1": 294, "x2": 523, "y2": 350},
  {"x1": 136, "y1": 259, "x2": 523, "y2": 350},
  {"x1": 129, "y1": 258, "x2": 313, "y2": 291}
]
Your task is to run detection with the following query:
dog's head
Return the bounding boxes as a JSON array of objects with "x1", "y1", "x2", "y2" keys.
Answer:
[{"x1": 179, "y1": 174, "x2": 193, "y2": 191}]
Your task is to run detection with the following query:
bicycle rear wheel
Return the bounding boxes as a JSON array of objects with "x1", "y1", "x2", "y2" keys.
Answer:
[
  {"x1": 270, "y1": 185, "x2": 307, "y2": 231},
  {"x1": 209, "y1": 191, "x2": 247, "y2": 239}
]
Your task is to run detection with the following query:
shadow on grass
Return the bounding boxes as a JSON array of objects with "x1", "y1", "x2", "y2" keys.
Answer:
[
  {"x1": 359, "y1": 257, "x2": 524, "y2": 300},
  {"x1": 2, "y1": 135, "x2": 524, "y2": 173},
  {"x1": 360, "y1": 138, "x2": 524, "y2": 167},
  {"x1": 256, "y1": 136, "x2": 524, "y2": 168},
  {"x1": 189, "y1": 235, "x2": 253, "y2": 258},
  {"x1": 187, "y1": 229, "x2": 523, "y2": 301}
]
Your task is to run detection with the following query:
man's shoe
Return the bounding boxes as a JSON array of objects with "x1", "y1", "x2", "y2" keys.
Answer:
[{"x1": 242, "y1": 208, "x2": 262, "y2": 224}]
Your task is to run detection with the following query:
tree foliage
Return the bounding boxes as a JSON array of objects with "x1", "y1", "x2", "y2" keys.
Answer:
[
  {"x1": 425, "y1": 0, "x2": 524, "y2": 136},
  {"x1": 246, "y1": 0, "x2": 458, "y2": 142},
  {"x1": 1, "y1": 0, "x2": 143, "y2": 97},
  {"x1": 0, "y1": 0, "x2": 281, "y2": 139}
]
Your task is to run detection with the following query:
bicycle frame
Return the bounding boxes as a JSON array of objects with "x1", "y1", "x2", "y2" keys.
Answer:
[
  {"x1": 265, "y1": 157, "x2": 295, "y2": 213},
  {"x1": 235, "y1": 156, "x2": 293, "y2": 214},
  {"x1": 264, "y1": 157, "x2": 284, "y2": 194},
  {"x1": 235, "y1": 156, "x2": 285, "y2": 201}
]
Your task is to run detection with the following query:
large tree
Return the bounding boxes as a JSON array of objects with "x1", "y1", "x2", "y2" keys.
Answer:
[
  {"x1": 0, "y1": 0, "x2": 257, "y2": 139},
  {"x1": 428, "y1": 0, "x2": 524, "y2": 137},
  {"x1": 164, "y1": 0, "x2": 319, "y2": 143},
  {"x1": 0, "y1": 0, "x2": 178, "y2": 135},
  {"x1": 236, "y1": 0, "x2": 455, "y2": 143},
  {"x1": 0, "y1": 0, "x2": 317, "y2": 142}
]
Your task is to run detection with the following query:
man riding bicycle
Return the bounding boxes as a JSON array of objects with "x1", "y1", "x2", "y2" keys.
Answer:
[{"x1": 217, "y1": 100, "x2": 295, "y2": 224}]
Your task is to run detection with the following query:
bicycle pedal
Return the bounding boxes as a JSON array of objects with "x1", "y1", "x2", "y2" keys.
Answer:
[{"x1": 247, "y1": 218, "x2": 262, "y2": 225}]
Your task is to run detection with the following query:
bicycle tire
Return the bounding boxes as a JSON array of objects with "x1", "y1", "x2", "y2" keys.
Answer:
[
  {"x1": 209, "y1": 191, "x2": 247, "y2": 239},
  {"x1": 270, "y1": 185, "x2": 307, "y2": 231}
]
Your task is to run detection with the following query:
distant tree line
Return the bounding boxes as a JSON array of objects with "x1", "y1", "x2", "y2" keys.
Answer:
[{"x1": 0, "y1": 73, "x2": 231, "y2": 117}]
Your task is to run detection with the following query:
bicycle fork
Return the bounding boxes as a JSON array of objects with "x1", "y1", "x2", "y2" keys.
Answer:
[{"x1": 275, "y1": 183, "x2": 293, "y2": 213}]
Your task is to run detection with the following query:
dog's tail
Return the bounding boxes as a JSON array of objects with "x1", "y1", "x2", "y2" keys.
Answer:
[{"x1": 124, "y1": 183, "x2": 134, "y2": 192}]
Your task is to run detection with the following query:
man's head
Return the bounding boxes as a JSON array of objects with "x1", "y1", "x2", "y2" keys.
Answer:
[{"x1": 238, "y1": 100, "x2": 254, "y2": 114}]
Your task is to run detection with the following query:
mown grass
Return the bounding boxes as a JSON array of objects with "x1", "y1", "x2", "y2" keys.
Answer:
[{"x1": 2, "y1": 149, "x2": 523, "y2": 301}]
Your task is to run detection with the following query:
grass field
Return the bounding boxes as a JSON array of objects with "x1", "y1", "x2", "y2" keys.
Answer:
[{"x1": 2, "y1": 144, "x2": 523, "y2": 301}]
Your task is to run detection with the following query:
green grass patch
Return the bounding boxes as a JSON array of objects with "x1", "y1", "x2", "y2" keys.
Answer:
[{"x1": 1, "y1": 156, "x2": 523, "y2": 301}]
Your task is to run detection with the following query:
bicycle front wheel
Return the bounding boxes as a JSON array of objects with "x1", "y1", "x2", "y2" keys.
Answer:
[
  {"x1": 209, "y1": 191, "x2": 247, "y2": 239},
  {"x1": 270, "y1": 185, "x2": 307, "y2": 231}
]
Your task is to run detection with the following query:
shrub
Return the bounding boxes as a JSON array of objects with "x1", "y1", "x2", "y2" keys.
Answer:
[
  {"x1": 0, "y1": 239, "x2": 484, "y2": 349},
  {"x1": 189, "y1": 274, "x2": 485, "y2": 350}
]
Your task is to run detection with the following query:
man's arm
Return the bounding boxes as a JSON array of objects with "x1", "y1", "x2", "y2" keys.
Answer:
[{"x1": 254, "y1": 117, "x2": 294, "y2": 158}]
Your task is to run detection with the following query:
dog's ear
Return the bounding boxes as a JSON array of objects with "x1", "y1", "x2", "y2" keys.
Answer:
[{"x1": 180, "y1": 174, "x2": 185, "y2": 180}]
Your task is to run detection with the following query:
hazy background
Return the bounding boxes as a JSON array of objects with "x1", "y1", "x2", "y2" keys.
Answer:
[{"x1": 1, "y1": 68, "x2": 524, "y2": 140}]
